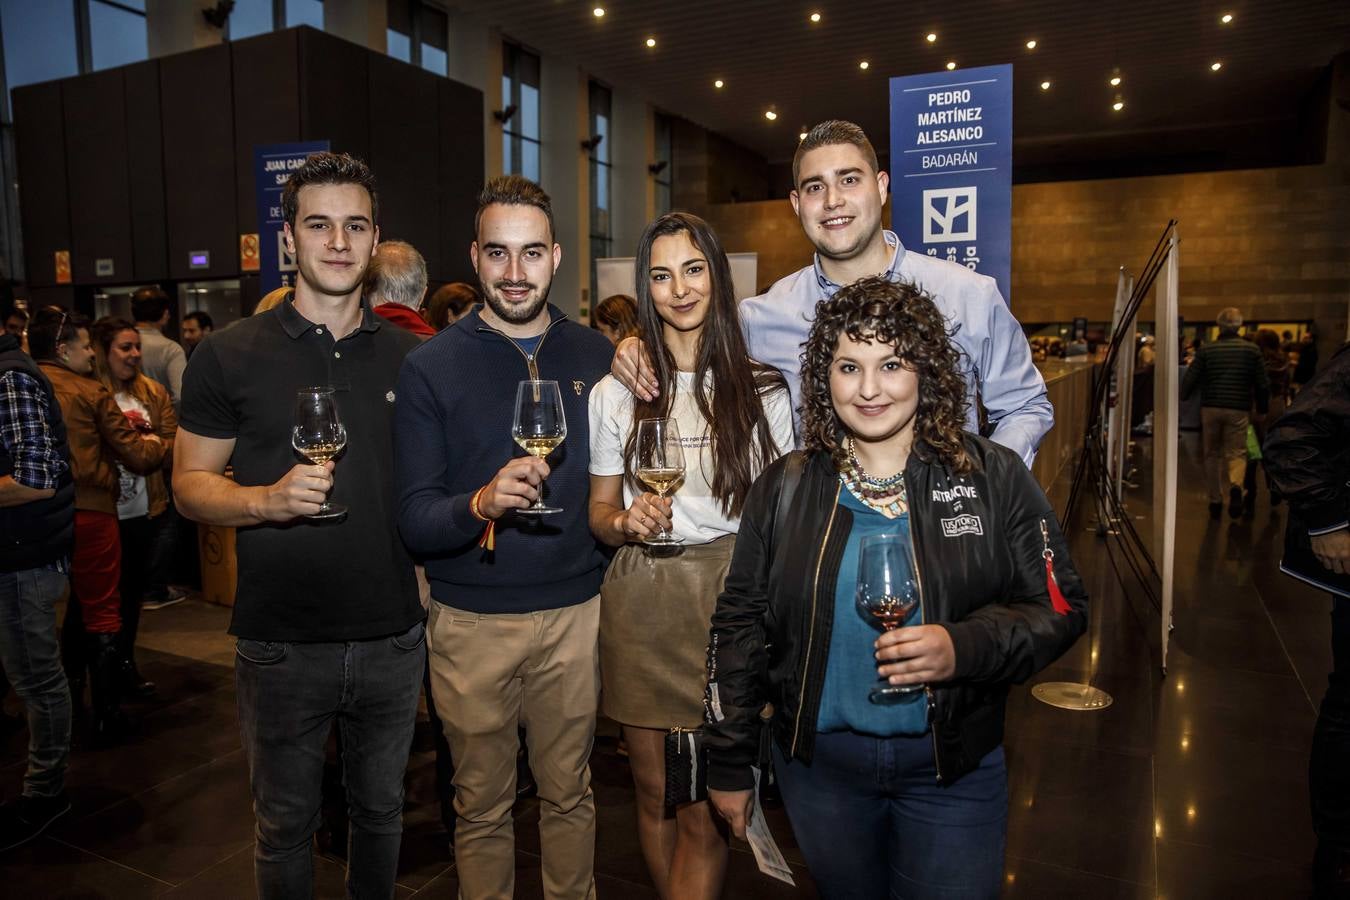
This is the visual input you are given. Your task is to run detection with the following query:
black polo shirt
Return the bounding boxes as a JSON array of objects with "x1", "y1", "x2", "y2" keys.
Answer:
[{"x1": 180, "y1": 298, "x2": 423, "y2": 642}]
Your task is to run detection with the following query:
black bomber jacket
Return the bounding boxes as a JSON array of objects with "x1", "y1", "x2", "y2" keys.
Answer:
[{"x1": 703, "y1": 436, "x2": 1089, "y2": 790}]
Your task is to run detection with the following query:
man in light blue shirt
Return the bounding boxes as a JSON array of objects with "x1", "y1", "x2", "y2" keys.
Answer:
[{"x1": 616, "y1": 120, "x2": 1051, "y2": 467}]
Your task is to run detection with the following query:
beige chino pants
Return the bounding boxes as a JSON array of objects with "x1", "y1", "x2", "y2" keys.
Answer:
[
  {"x1": 1200, "y1": 407, "x2": 1250, "y2": 504},
  {"x1": 426, "y1": 596, "x2": 600, "y2": 900}
]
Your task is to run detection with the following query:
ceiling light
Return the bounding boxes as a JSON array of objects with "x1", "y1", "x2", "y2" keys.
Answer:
[
  {"x1": 764, "y1": 110, "x2": 778, "y2": 121},
  {"x1": 859, "y1": 60, "x2": 870, "y2": 70},
  {"x1": 810, "y1": 12, "x2": 821, "y2": 23},
  {"x1": 926, "y1": 32, "x2": 937, "y2": 43},
  {"x1": 1110, "y1": 75, "x2": 1122, "y2": 87},
  {"x1": 1220, "y1": 12, "x2": 1233, "y2": 24},
  {"x1": 592, "y1": 6, "x2": 604, "y2": 17},
  {"x1": 645, "y1": 37, "x2": 656, "y2": 47},
  {"x1": 946, "y1": 61, "x2": 957, "y2": 70},
  {"x1": 1210, "y1": 61, "x2": 1223, "y2": 71},
  {"x1": 714, "y1": 79, "x2": 724, "y2": 89},
  {"x1": 1112, "y1": 95, "x2": 1125, "y2": 111},
  {"x1": 1026, "y1": 39, "x2": 1037, "y2": 49},
  {"x1": 1040, "y1": 80, "x2": 1051, "y2": 90},
  {"x1": 799, "y1": 130, "x2": 808, "y2": 141}
]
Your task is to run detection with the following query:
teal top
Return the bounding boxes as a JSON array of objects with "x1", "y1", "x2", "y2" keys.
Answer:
[{"x1": 816, "y1": 488, "x2": 929, "y2": 736}]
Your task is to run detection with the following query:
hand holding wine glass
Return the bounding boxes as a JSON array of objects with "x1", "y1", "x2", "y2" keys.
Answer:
[
  {"x1": 291, "y1": 387, "x2": 347, "y2": 520},
  {"x1": 635, "y1": 417, "x2": 685, "y2": 545},
  {"x1": 855, "y1": 534, "x2": 924, "y2": 704},
  {"x1": 512, "y1": 380, "x2": 567, "y2": 515}
]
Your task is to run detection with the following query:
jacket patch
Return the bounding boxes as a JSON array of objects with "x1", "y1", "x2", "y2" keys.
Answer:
[
  {"x1": 941, "y1": 514, "x2": 983, "y2": 537},
  {"x1": 572, "y1": 379, "x2": 585, "y2": 396}
]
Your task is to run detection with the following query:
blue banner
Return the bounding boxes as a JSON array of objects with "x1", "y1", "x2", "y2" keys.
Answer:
[
  {"x1": 889, "y1": 64, "x2": 1012, "y2": 303},
  {"x1": 253, "y1": 141, "x2": 330, "y2": 295}
]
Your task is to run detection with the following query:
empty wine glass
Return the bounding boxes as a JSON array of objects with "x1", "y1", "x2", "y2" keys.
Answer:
[
  {"x1": 856, "y1": 533, "x2": 924, "y2": 704},
  {"x1": 635, "y1": 417, "x2": 685, "y2": 545},
  {"x1": 292, "y1": 387, "x2": 347, "y2": 520},
  {"x1": 512, "y1": 380, "x2": 567, "y2": 515}
]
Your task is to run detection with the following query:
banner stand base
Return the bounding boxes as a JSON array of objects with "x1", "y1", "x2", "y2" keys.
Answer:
[{"x1": 1031, "y1": 682, "x2": 1114, "y2": 711}]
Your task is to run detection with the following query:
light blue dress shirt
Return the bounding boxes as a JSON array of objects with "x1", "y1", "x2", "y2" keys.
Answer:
[{"x1": 739, "y1": 230, "x2": 1053, "y2": 467}]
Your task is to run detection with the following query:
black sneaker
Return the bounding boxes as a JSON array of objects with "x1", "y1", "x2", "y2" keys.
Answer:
[
  {"x1": 0, "y1": 793, "x2": 71, "y2": 852},
  {"x1": 1228, "y1": 486, "x2": 1244, "y2": 519}
]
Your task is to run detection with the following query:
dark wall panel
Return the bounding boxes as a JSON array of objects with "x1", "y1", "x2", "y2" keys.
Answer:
[
  {"x1": 160, "y1": 44, "x2": 237, "y2": 281},
  {"x1": 369, "y1": 56, "x2": 439, "y2": 263},
  {"x1": 13, "y1": 82, "x2": 71, "y2": 287},
  {"x1": 437, "y1": 78, "x2": 484, "y2": 285},
  {"x1": 232, "y1": 29, "x2": 300, "y2": 233},
  {"x1": 124, "y1": 60, "x2": 168, "y2": 281},
  {"x1": 298, "y1": 27, "x2": 369, "y2": 161},
  {"x1": 63, "y1": 69, "x2": 132, "y2": 284}
]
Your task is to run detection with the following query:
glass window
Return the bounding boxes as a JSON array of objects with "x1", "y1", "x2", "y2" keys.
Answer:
[
  {"x1": 2, "y1": 0, "x2": 80, "y2": 104},
  {"x1": 654, "y1": 112, "x2": 674, "y2": 215},
  {"x1": 228, "y1": 0, "x2": 273, "y2": 40},
  {"x1": 419, "y1": 3, "x2": 447, "y2": 76},
  {"x1": 387, "y1": 29, "x2": 410, "y2": 61},
  {"x1": 89, "y1": 1, "x2": 147, "y2": 72},
  {"x1": 502, "y1": 42, "x2": 541, "y2": 183},
  {"x1": 286, "y1": 0, "x2": 323, "y2": 29},
  {"x1": 588, "y1": 81, "x2": 613, "y2": 299}
]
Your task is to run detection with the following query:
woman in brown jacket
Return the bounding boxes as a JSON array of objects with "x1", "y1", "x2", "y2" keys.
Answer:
[{"x1": 28, "y1": 308, "x2": 164, "y2": 742}]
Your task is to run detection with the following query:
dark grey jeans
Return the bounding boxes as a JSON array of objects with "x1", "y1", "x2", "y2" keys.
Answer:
[
  {"x1": 0, "y1": 567, "x2": 71, "y2": 798},
  {"x1": 235, "y1": 621, "x2": 425, "y2": 900}
]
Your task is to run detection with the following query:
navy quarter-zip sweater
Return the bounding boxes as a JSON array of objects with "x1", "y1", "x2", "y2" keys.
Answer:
[{"x1": 394, "y1": 304, "x2": 614, "y2": 613}]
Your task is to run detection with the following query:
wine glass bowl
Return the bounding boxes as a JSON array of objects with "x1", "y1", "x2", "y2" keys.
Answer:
[
  {"x1": 856, "y1": 533, "x2": 924, "y2": 704},
  {"x1": 635, "y1": 417, "x2": 685, "y2": 545},
  {"x1": 292, "y1": 387, "x2": 348, "y2": 520},
  {"x1": 512, "y1": 380, "x2": 567, "y2": 515}
]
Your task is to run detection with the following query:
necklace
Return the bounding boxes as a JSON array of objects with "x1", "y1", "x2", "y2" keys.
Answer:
[{"x1": 840, "y1": 437, "x2": 908, "y2": 518}]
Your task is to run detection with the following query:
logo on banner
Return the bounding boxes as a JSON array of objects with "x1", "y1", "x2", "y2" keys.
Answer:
[
  {"x1": 941, "y1": 514, "x2": 983, "y2": 537},
  {"x1": 923, "y1": 187, "x2": 978, "y2": 242},
  {"x1": 277, "y1": 232, "x2": 298, "y2": 272}
]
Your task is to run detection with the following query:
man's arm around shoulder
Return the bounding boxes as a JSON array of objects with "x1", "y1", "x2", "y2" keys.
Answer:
[{"x1": 974, "y1": 277, "x2": 1053, "y2": 468}]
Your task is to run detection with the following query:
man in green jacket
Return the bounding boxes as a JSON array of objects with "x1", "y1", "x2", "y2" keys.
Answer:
[{"x1": 1182, "y1": 307, "x2": 1270, "y2": 519}]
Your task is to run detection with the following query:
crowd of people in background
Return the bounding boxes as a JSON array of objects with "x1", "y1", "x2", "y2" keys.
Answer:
[{"x1": 0, "y1": 116, "x2": 1342, "y2": 900}]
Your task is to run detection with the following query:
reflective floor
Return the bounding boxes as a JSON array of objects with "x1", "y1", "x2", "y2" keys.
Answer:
[{"x1": 0, "y1": 432, "x2": 1330, "y2": 897}]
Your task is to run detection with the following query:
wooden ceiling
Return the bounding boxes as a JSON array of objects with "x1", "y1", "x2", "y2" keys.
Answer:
[{"x1": 451, "y1": 0, "x2": 1349, "y2": 168}]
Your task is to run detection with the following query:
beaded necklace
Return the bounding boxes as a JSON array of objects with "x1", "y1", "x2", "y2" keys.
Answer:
[{"x1": 838, "y1": 437, "x2": 908, "y2": 518}]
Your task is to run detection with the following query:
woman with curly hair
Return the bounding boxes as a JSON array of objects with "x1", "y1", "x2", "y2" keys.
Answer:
[{"x1": 703, "y1": 276, "x2": 1088, "y2": 898}]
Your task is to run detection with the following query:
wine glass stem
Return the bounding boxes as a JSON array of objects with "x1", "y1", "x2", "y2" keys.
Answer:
[
  {"x1": 533, "y1": 477, "x2": 548, "y2": 509},
  {"x1": 656, "y1": 489, "x2": 670, "y2": 538}
]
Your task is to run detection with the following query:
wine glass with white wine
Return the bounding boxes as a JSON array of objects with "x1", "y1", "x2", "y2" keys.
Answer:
[
  {"x1": 635, "y1": 417, "x2": 685, "y2": 545},
  {"x1": 292, "y1": 386, "x2": 347, "y2": 521},
  {"x1": 512, "y1": 380, "x2": 567, "y2": 515}
]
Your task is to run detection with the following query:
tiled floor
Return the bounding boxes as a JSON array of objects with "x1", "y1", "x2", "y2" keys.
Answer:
[{"x1": 0, "y1": 431, "x2": 1331, "y2": 897}]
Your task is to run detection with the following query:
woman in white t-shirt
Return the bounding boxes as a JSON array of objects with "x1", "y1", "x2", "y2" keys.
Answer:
[
  {"x1": 588, "y1": 212, "x2": 793, "y2": 900},
  {"x1": 90, "y1": 317, "x2": 176, "y2": 698}
]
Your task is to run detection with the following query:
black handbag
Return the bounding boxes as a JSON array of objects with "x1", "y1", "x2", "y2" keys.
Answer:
[{"x1": 664, "y1": 726, "x2": 708, "y2": 807}]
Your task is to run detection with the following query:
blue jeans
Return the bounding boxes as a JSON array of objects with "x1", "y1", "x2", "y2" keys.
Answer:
[
  {"x1": 1312, "y1": 596, "x2": 1350, "y2": 851},
  {"x1": 235, "y1": 621, "x2": 426, "y2": 900},
  {"x1": 0, "y1": 567, "x2": 71, "y2": 799},
  {"x1": 774, "y1": 731, "x2": 1007, "y2": 900}
]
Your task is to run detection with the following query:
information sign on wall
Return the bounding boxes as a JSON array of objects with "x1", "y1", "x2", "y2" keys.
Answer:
[
  {"x1": 253, "y1": 141, "x2": 330, "y2": 294},
  {"x1": 889, "y1": 64, "x2": 1013, "y2": 303}
]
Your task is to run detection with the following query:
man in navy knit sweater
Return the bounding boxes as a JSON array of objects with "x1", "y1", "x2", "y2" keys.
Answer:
[{"x1": 395, "y1": 176, "x2": 613, "y2": 899}]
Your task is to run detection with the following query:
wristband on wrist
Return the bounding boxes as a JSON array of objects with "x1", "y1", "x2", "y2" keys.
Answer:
[{"x1": 470, "y1": 485, "x2": 496, "y2": 551}]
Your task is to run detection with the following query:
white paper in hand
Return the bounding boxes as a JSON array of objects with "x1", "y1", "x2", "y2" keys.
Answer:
[{"x1": 747, "y1": 766, "x2": 796, "y2": 885}]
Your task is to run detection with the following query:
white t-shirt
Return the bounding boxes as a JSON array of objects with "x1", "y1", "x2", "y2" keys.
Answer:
[
  {"x1": 588, "y1": 371, "x2": 795, "y2": 544},
  {"x1": 114, "y1": 391, "x2": 150, "y2": 520}
]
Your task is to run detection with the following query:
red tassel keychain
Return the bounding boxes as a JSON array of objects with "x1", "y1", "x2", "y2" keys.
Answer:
[{"x1": 1041, "y1": 520, "x2": 1072, "y2": 615}]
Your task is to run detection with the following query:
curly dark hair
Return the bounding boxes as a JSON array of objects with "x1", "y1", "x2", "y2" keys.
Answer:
[{"x1": 800, "y1": 276, "x2": 973, "y2": 474}]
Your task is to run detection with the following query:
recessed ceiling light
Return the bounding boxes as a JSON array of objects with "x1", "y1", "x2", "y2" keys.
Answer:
[
  {"x1": 765, "y1": 110, "x2": 778, "y2": 121},
  {"x1": 714, "y1": 79, "x2": 724, "y2": 89},
  {"x1": 810, "y1": 12, "x2": 821, "y2": 23},
  {"x1": 645, "y1": 37, "x2": 656, "y2": 48},
  {"x1": 946, "y1": 61, "x2": 957, "y2": 70},
  {"x1": 1026, "y1": 39, "x2": 1037, "y2": 49},
  {"x1": 1210, "y1": 61, "x2": 1223, "y2": 71},
  {"x1": 799, "y1": 130, "x2": 808, "y2": 141},
  {"x1": 1040, "y1": 80, "x2": 1051, "y2": 90},
  {"x1": 1220, "y1": 12, "x2": 1233, "y2": 24},
  {"x1": 592, "y1": 6, "x2": 604, "y2": 17},
  {"x1": 1113, "y1": 96, "x2": 1125, "y2": 111},
  {"x1": 1110, "y1": 75, "x2": 1122, "y2": 87},
  {"x1": 926, "y1": 32, "x2": 937, "y2": 43},
  {"x1": 859, "y1": 60, "x2": 870, "y2": 70}
]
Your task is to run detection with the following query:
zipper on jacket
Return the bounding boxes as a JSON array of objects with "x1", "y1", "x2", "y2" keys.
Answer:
[
  {"x1": 903, "y1": 468, "x2": 944, "y2": 785},
  {"x1": 790, "y1": 480, "x2": 842, "y2": 758},
  {"x1": 477, "y1": 315, "x2": 565, "y2": 380}
]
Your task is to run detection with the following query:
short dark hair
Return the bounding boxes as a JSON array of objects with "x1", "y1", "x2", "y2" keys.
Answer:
[
  {"x1": 281, "y1": 151, "x2": 378, "y2": 232},
  {"x1": 475, "y1": 175, "x2": 555, "y2": 242},
  {"x1": 6, "y1": 308, "x2": 27, "y2": 323},
  {"x1": 423, "y1": 282, "x2": 480, "y2": 331},
  {"x1": 183, "y1": 311, "x2": 213, "y2": 330},
  {"x1": 131, "y1": 286, "x2": 171, "y2": 323},
  {"x1": 28, "y1": 306, "x2": 90, "y2": 361},
  {"x1": 792, "y1": 120, "x2": 880, "y2": 188}
]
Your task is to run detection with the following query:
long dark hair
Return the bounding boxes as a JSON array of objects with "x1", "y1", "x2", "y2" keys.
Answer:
[
  {"x1": 800, "y1": 276, "x2": 973, "y2": 474},
  {"x1": 622, "y1": 212, "x2": 785, "y2": 517}
]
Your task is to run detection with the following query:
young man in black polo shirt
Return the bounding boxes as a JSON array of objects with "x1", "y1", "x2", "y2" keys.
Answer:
[
  {"x1": 174, "y1": 153, "x2": 424, "y2": 899},
  {"x1": 395, "y1": 175, "x2": 613, "y2": 899}
]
